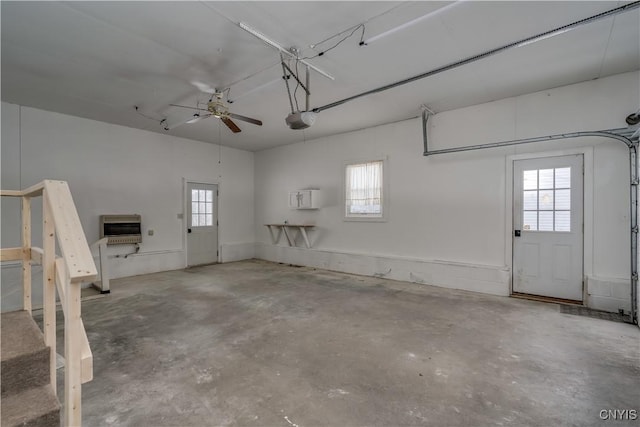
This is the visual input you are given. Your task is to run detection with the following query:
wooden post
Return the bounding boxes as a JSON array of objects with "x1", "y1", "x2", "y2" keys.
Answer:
[
  {"x1": 22, "y1": 196, "x2": 32, "y2": 313},
  {"x1": 65, "y1": 280, "x2": 82, "y2": 426},
  {"x1": 98, "y1": 240, "x2": 110, "y2": 293},
  {"x1": 42, "y1": 192, "x2": 57, "y2": 394}
]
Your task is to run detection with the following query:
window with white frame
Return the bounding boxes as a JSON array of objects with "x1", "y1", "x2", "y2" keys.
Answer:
[
  {"x1": 522, "y1": 167, "x2": 571, "y2": 232},
  {"x1": 345, "y1": 160, "x2": 384, "y2": 219},
  {"x1": 191, "y1": 189, "x2": 214, "y2": 227}
]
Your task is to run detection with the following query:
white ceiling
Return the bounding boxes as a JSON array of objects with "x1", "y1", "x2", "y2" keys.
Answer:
[{"x1": 2, "y1": 1, "x2": 638, "y2": 151}]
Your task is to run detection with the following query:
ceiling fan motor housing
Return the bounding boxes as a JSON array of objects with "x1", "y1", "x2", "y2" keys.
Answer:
[{"x1": 286, "y1": 111, "x2": 317, "y2": 129}]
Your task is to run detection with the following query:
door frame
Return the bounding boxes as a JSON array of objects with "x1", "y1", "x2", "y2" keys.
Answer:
[
  {"x1": 505, "y1": 147, "x2": 593, "y2": 301},
  {"x1": 183, "y1": 178, "x2": 220, "y2": 267}
]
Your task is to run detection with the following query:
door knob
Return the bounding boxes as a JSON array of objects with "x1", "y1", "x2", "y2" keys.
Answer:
[{"x1": 514, "y1": 230, "x2": 521, "y2": 237}]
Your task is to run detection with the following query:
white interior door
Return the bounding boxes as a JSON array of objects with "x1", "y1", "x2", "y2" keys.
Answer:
[
  {"x1": 186, "y1": 182, "x2": 218, "y2": 267},
  {"x1": 513, "y1": 155, "x2": 583, "y2": 301}
]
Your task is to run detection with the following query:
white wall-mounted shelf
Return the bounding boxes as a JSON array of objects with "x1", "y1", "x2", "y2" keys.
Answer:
[
  {"x1": 265, "y1": 224, "x2": 315, "y2": 248},
  {"x1": 289, "y1": 190, "x2": 321, "y2": 209}
]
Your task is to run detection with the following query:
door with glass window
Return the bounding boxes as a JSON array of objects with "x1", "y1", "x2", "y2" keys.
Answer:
[
  {"x1": 186, "y1": 182, "x2": 218, "y2": 266},
  {"x1": 513, "y1": 155, "x2": 583, "y2": 301}
]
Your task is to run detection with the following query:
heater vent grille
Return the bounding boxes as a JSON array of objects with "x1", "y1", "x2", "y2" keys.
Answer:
[{"x1": 100, "y1": 214, "x2": 142, "y2": 245}]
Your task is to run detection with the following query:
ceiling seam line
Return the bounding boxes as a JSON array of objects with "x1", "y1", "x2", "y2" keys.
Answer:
[
  {"x1": 596, "y1": 14, "x2": 617, "y2": 79},
  {"x1": 197, "y1": 1, "x2": 238, "y2": 27},
  {"x1": 60, "y1": 3, "x2": 203, "y2": 64}
]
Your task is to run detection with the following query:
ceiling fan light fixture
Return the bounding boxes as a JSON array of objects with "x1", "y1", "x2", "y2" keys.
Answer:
[{"x1": 167, "y1": 97, "x2": 262, "y2": 133}]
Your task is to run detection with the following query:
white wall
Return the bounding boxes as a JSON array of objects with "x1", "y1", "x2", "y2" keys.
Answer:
[
  {"x1": 1, "y1": 103, "x2": 254, "y2": 311},
  {"x1": 254, "y1": 71, "x2": 639, "y2": 312},
  {"x1": 3, "y1": 72, "x2": 637, "y2": 315}
]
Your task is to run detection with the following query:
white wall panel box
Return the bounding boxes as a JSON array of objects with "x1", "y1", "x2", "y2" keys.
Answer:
[{"x1": 289, "y1": 190, "x2": 322, "y2": 209}]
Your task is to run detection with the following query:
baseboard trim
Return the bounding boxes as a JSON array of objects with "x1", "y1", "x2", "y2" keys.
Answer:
[
  {"x1": 255, "y1": 243, "x2": 510, "y2": 296},
  {"x1": 512, "y1": 292, "x2": 582, "y2": 306},
  {"x1": 220, "y1": 242, "x2": 255, "y2": 263}
]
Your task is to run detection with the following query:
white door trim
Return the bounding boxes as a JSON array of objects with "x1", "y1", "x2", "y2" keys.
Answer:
[
  {"x1": 505, "y1": 147, "x2": 593, "y2": 300},
  {"x1": 183, "y1": 178, "x2": 220, "y2": 267}
]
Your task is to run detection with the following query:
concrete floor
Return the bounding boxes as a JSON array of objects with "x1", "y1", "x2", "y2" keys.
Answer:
[{"x1": 64, "y1": 260, "x2": 639, "y2": 426}]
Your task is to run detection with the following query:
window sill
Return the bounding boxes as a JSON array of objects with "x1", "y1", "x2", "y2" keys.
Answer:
[{"x1": 344, "y1": 216, "x2": 388, "y2": 223}]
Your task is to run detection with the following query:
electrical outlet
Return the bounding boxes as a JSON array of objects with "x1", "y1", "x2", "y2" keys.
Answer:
[
  {"x1": 177, "y1": 213, "x2": 183, "y2": 219},
  {"x1": 148, "y1": 229, "x2": 154, "y2": 236}
]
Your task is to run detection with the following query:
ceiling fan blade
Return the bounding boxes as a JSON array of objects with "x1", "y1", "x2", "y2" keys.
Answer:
[
  {"x1": 191, "y1": 81, "x2": 217, "y2": 94},
  {"x1": 169, "y1": 104, "x2": 202, "y2": 111},
  {"x1": 187, "y1": 113, "x2": 212, "y2": 124},
  {"x1": 228, "y1": 112, "x2": 263, "y2": 126},
  {"x1": 221, "y1": 117, "x2": 242, "y2": 133}
]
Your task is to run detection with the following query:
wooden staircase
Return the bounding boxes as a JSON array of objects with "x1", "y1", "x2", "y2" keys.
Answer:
[
  {"x1": 1, "y1": 180, "x2": 97, "y2": 426},
  {"x1": 1, "y1": 310, "x2": 60, "y2": 426}
]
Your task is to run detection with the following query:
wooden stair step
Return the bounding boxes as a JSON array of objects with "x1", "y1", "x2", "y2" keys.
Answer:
[
  {"x1": 1, "y1": 384, "x2": 60, "y2": 427},
  {"x1": 1, "y1": 310, "x2": 50, "y2": 397}
]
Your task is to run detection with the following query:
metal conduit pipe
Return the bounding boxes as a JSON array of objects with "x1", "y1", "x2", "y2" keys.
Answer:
[
  {"x1": 629, "y1": 144, "x2": 638, "y2": 325},
  {"x1": 312, "y1": 2, "x2": 640, "y2": 114},
  {"x1": 422, "y1": 110, "x2": 639, "y2": 324}
]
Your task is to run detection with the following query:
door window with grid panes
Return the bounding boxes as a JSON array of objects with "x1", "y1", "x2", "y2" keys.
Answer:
[
  {"x1": 191, "y1": 189, "x2": 214, "y2": 227},
  {"x1": 522, "y1": 167, "x2": 571, "y2": 232}
]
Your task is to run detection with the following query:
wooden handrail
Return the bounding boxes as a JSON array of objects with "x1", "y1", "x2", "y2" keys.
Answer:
[
  {"x1": 1, "y1": 181, "x2": 97, "y2": 282},
  {"x1": 0, "y1": 247, "x2": 22, "y2": 261},
  {"x1": 0, "y1": 190, "x2": 23, "y2": 197},
  {"x1": 44, "y1": 181, "x2": 97, "y2": 283},
  {"x1": 22, "y1": 181, "x2": 45, "y2": 197},
  {"x1": 0, "y1": 181, "x2": 45, "y2": 197},
  {"x1": 2, "y1": 180, "x2": 96, "y2": 426}
]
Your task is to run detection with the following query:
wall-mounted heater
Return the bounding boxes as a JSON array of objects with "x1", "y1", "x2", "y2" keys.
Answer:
[{"x1": 100, "y1": 214, "x2": 142, "y2": 245}]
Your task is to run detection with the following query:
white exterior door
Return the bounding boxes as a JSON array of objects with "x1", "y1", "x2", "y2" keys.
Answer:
[
  {"x1": 186, "y1": 182, "x2": 218, "y2": 267},
  {"x1": 513, "y1": 155, "x2": 583, "y2": 301}
]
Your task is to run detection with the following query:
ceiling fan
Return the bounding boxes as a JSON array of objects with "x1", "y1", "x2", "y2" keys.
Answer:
[{"x1": 165, "y1": 91, "x2": 262, "y2": 133}]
